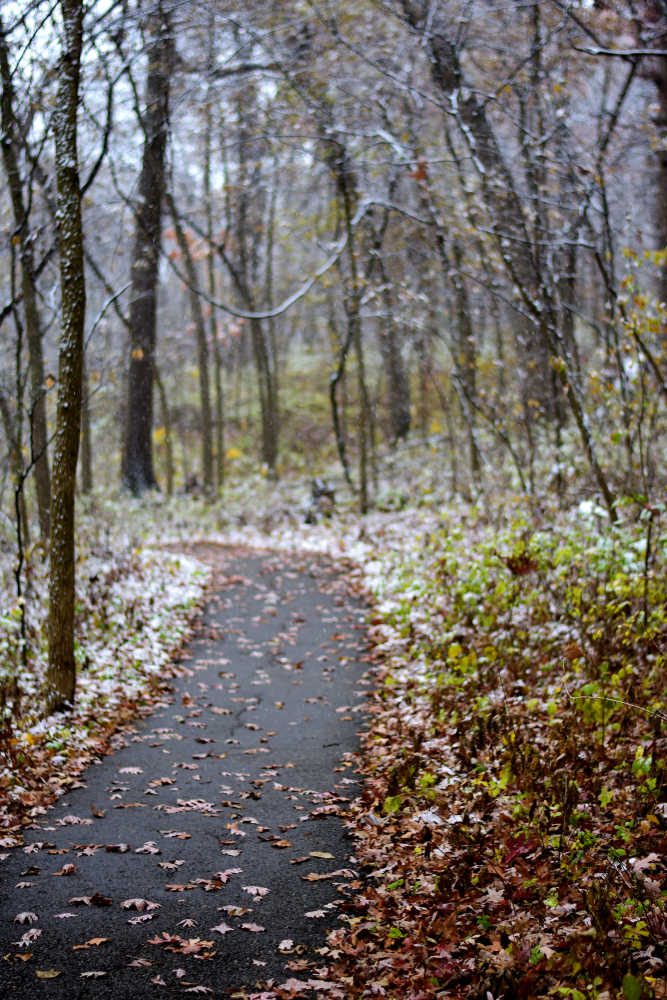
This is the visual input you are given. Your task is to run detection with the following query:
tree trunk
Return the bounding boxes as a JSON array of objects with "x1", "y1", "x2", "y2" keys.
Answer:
[
  {"x1": 153, "y1": 361, "x2": 173, "y2": 497},
  {"x1": 654, "y1": 55, "x2": 667, "y2": 303},
  {"x1": 356, "y1": 328, "x2": 371, "y2": 513},
  {"x1": 452, "y1": 242, "x2": 480, "y2": 480},
  {"x1": 167, "y1": 192, "x2": 214, "y2": 495},
  {"x1": 46, "y1": 0, "x2": 85, "y2": 712},
  {"x1": 0, "y1": 17, "x2": 51, "y2": 538},
  {"x1": 80, "y1": 354, "x2": 92, "y2": 494},
  {"x1": 205, "y1": 98, "x2": 224, "y2": 493},
  {"x1": 377, "y1": 258, "x2": 410, "y2": 442},
  {"x1": 122, "y1": 11, "x2": 172, "y2": 496}
]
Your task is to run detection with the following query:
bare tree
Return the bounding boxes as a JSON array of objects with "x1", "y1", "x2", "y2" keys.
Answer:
[
  {"x1": 46, "y1": 0, "x2": 86, "y2": 711},
  {"x1": 122, "y1": 8, "x2": 173, "y2": 496},
  {"x1": 0, "y1": 16, "x2": 51, "y2": 538}
]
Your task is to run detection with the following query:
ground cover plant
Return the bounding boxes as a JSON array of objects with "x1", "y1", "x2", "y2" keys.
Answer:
[{"x1": 318, "y1": 500, "x2": 667, "y2": 999}]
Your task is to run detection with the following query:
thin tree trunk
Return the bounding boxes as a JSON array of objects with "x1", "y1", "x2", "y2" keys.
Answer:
[
  {"x1": 47, "y1": 0, "x2": 85, "y2": 712},
  {"x1": 153, "y1": 361, "x2": 173, "y2": 497},
  {"x1": 122, "y1": 11, "x2": 172, "y2": 496},
  {"x1": 167, "y1": 192, "x2": 214, "y2": 495},
  {"x1": 0, "y1": 17, "x2": 51, "y2": 538},
  {"x1": 654, "y1": 55, "x2": 667, "y2": 303},
  {"x1": 377, "y1": 256, "x2": 410, "y2": 442},
  {"x1": 452, "y1": 242, "x2": 480, "y2": 480},
  {"x1": 80, "y1": 354, "x2": 92, "y2": 494},
  {"x1": 0, "y1": 389, "x2": 29, "y2": 551},
  {"x1": 354, "y1": 323, "x2": 369, "y2": 514},
  {"x1": 204, "y1": 98, "x2": 224, "y2": 493}
]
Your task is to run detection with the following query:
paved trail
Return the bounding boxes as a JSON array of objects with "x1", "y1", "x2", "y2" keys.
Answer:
[{"x1": 0, "y1": 547, "x2": 369, "y2": 998}]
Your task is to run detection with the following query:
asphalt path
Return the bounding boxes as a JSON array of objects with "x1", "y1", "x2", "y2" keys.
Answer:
[{"x1": 0, "y1": 549, "x2": 369, "y2": 998}]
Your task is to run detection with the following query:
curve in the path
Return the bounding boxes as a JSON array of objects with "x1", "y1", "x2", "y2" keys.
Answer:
[{"x1": 0, "y1": 550, "x2": 369, "y2": 999}]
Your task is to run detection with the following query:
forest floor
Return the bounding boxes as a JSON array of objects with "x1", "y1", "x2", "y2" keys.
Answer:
[
  {"x1": 0, "y1": 545, "x2": 370, "y2": 999},
  {"x1": 2, "y1": 489, "x2": 667, "y2": 1000}
]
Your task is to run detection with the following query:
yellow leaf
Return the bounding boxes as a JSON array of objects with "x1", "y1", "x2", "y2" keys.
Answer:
[
  {"x1": 36, "y1": 970, "x2": 61, "y2": 978},
  {"x1": 131, "y1": 348, "x2": 144, "y2": 360},
  {"x1": 226, "y1": 447, "x2": 243, "y2": 461}
]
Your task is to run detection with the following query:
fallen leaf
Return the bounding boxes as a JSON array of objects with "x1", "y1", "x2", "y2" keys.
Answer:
[
  {"x1": 90, "y1": 805, "x2": 106, "y2": 818},
  {"x1": 212, "y1": 867, "x2": 243, "y2": 883},
  {"x1": 14, "y1": 929, "x2": 42, "y2": 947},
  {"x1": 242, "y1": 885, "x2": 269, "y2": 897},
  {"x1": 127, "y1": 913, "x2": 156, "y2": 925},
  {"x1": 53, "y1": 913, "x2": 78, "y2": 919},
  {"x1": 73, "y1": 937, "x2": 109, "y2": 950},
  {"x1": 163, "y1": 832, "x2": 191, "y2": 840},
  {"x1": 15, "y1": 882, "x2": 37, "y2": 889},
  {"x1": 105, "y1": 844, "x2": 130, "y2": 852},
  {"x1": 14, "y1": 913, "x2": 38, "y2": 925},
  {"x1": 183, "y1": 989, "x2": 212, "y2": 994},
  {"x1": 210, "y1": 921, "x2": 234, "y2": 935},
  {"x1": 220, "y1": 849, "x2": 241, "y2": 857},
  {"x1": 271, "y1": 840, "x2": 292, "y2": 849},
  {"x1": 241, "y1": 923, "x2": 265, "y2": 933},
  {"x1": 36, "y1": 970, "x2": 61, "y2": 978},
  {"x1": 118, "y1": 767, "x2": 143, "y2": 774},
  {"x1": 164, "y1": 884, "x2": 197, "y2": 892},
  {"x1": 177, "y1": 919, "x2": 197, "y2": 928},
  {"x1": 278, "y1": 939, "x2": 294, "y2": 952},
  {"x1": 305, "y1": 910, "x2": 326, "y2": 918},
  {"x1": 80, "y1": 971, "x2": 106, "y2": 978},
  {"x1": 151, "y1": 975, "x2": 167, "y2": 985},
  {"x1": 113, "y1": 802, "x2": 147, "y2": 809},
  {"x1": 14, "y1": 952, "x2": 32, "y2": 962},
  {"x1": 133, "y1": 842, "x2": 161, "y2": 854},
  {"x1": 290, "y1": 857, "x2": 310, "y2": 865},
  {"x1": 128, "y1": 958, "x2": 152, "y2": 966},
  {"x1": 279, "y1": 979, "x2": 310, "y2": 992},
  {"x1": 310, "y1": 852, "x2": 334, "y2": 859},
  {"x1": 52, "y1": 862, "x2": 77, "y2": 876},
  {"x1": 69, "y1": 897, "x2": 92, "y2": 905}
]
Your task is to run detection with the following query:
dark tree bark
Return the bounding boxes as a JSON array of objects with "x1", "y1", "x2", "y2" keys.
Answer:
[
  {"x1": 0, "y1": 17, "x2": 51, "y2": 538},
  {"x1": 46, "y1": 0, "x2": 86, "y2": 712},
  {"x1": 167, "y1": 192, "x2": 214, "y2": 495},
  {"x1": 122, "y1": 10, "x2": 173, "y2": 496}
]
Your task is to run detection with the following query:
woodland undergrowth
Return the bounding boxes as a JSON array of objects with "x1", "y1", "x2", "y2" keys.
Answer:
[
  {"x1": 0, "y1": 513, "x2": 208, "y2": 833},
  {"x1": 2, "y1": 480, "x2": 667, "y2": 1000},
  {"x1": 322, "y1": 499, "x2": 667, "y2": 1000}
]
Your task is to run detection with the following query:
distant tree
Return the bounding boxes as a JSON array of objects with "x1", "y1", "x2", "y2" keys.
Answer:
[{"x1": 122, "y1": 8, "x2": 173, "y2": 496}]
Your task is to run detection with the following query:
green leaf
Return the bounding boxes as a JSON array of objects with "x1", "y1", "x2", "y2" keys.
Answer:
[
  {"x1": 622, "y1": 974, "x2": 643, "y2": 1000},
  {"x1": 383, "y1": 794, "x2": 402, "y2": 814},
  {"x1": 599, "y1": 786, "x2": 614, "y2": 808}
]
